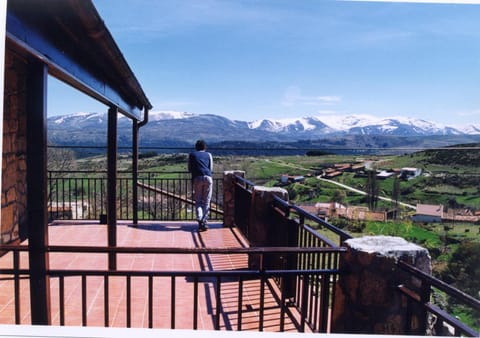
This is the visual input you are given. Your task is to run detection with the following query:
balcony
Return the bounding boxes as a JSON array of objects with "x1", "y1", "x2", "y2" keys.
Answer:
[
  {"x1": 2, "y1": 220, "x2": 317, "y2": 331},
  {"x1": 0, "y1": 171, "x2": 479, "y2": 336}
]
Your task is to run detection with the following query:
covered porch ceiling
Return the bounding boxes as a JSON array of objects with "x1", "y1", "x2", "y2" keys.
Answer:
[{"x1": 6, "y1": 0, "x2": 152, "y2": 120}]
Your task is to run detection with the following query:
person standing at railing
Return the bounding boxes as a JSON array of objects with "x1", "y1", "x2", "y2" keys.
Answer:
[{"x1": 188, "y1": 139, "x2": 213, "y2": 231}]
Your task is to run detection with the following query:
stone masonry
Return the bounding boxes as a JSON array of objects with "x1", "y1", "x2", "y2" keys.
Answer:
[
  {"x1": 2, "y1": 50, "x2": 28, "y2": 244},
  {"x1": 222, "y1": 170, "x2": 245, "y2": 228},
  {"x1": 331, "y1": 235, "x2": 432, "y2": 335}
]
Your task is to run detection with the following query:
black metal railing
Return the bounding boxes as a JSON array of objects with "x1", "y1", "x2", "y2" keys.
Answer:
[
  {"x1": 232, "y1": 175, "x2": 254, "y2": 238},
  {"x1": 397, "y1": 260, "x2": 480, "y2": 337},
  {"x1": 48, "y1": 171, "x2": 223, "y2": 222},
  {"x1": 231, "y1": 174, "x2": 352, "y2": 247},
  {"x1": 272, "y1": 195, "x2": 352, "y2": 246},
  {"x1": 0, "y1": 245, "x2": 342, "y2": 332},
  {"x1": 231, "y1": 173, "x2": 480, "y2": 336},
  {"x1": 7, "y1": 171, "x2": 478, "y2": 335},
  {"x1": 231, "y1": 174, "x2": 350, "y2": 332},
  {"x1": 270, "y1": 196, "x2": 353, "y2": 332}
]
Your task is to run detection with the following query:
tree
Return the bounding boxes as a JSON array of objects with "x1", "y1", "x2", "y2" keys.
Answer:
[
  {"x1": 331, "y1": 189, "x2": 346, "y2": 205},
  {"x1": 47, "y1": 146, "x2": 78, "y2": 219},
  {"x1": 440, "y1": 241, "x2": 480, "y2": 329},
  {"x1": 446, "y1": 196, "x2": 458, "y2": 226},
  {"x1": 365, "y1": 170, "x2": 379, "y2": 210},
  {"x1": 441, "y1": 241, "x2": 480, "y2": 299},
  {"x1": 391, "y1": 176, "x2": 400, "y2": 219},
  {"x1": 47, "y1": 146, "x2": 77, "y2": 171}
]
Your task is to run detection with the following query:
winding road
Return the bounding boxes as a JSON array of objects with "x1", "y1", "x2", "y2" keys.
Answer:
[
  {"x1": 317, "y1": 177, "x2": 417, "y2": 210},
  {"x1": 266, "y1": 158, "x2": 417, "y2": 210}
]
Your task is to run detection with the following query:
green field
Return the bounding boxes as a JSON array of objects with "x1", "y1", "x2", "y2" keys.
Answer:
[{"x1": 72, "y1": 149, "x2": 480, "y2": 211}]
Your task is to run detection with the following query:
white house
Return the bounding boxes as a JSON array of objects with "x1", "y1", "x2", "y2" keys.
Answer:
[
  {"x1": 377, "y1": 170, "x2": 395, "y2": 179},
  {"x1": 400, "y1": 167, "x2": 422, "y2": 180}
]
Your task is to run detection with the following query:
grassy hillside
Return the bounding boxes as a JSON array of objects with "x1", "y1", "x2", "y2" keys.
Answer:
[{"x1": 253, "y1": 148, "x2": 480, "y2": 209}]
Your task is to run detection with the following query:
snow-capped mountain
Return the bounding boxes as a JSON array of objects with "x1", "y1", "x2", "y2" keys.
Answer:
[
  {"x1": 457, "y1": 124, "x2": 480, "y2": 135},
  {"x1": 51, "y1": 111, "x2": 108, "y2": 127},
  {"x1": 48, "y1": 111, "x2": 480, "y2": 148},
  {"x1": 248, "y1": 114, "x2": 471, "y2": 136},
  {"x1": 147, "y1": 110, "x2": 195, "y2": 121},
  {"x1": 248, "y1": 116, "x2": 334, "y2": 134}
]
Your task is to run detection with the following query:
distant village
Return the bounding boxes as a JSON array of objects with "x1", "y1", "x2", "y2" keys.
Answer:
[
  {"x1": 279, "y1": 161, "x2": 480, "y2": 225},
  {"x1": 279, "y1": 161, "x2": 422, "y2": 183}
]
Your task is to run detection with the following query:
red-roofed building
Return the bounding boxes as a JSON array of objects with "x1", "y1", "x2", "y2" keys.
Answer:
[{"x1": 412, "y1": 204, "x2": 443, "y2": 223}]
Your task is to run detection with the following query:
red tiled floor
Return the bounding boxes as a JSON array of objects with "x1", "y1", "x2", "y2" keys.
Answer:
[{"x1": 0, "y1": 221, "x2": 308, "y2": 332}]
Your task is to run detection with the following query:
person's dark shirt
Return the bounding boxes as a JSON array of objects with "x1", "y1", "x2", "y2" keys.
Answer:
[{"x1": 188, "y1": 151, "x2": 213, "y2": 178}]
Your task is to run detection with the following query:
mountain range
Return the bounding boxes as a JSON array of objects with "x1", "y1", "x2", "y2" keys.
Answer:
[{"x1": 48, "y1": 111, "x2": 480, "y2": 154}]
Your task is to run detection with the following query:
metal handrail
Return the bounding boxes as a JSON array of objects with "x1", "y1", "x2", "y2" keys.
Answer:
[
  {"x1": 230, "y1": 172, "x2": 350, "y2": 333},
  {"x1": 232, "y1": 173, "x2": 351, "y2": 246},
  {"x1": 1, "y1": 267, "x2": 340, "y2": 279},
  {"x1": 48, "y1": 170, "x2": 224, "y2": 221},
  {"x1": 272, "y1": 194, "x2": 352, "y2": 245},
  {"x1": 138, "y1": 181, "x2": 224, "y2": 216},
  {"x1": 232, "y1": 174, "x2": 256, "y2": 191},
  {"x1": 397, "y1": 260, "x2": 480, "y2": 337},
  {"x1": 231, "y1": 173, "x2": 479, "y2": 336},
  {"x1": 397, "y1": 260, "x2": 480, "y2": 310},
  {"x1": 0, "y1": 243, "x2": 342, "y2": 331},
  {"x1": 1, "y1": 244, "x2": 346, "y2": 255}
]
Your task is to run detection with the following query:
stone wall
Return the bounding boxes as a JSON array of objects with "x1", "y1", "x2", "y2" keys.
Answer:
[
  {"x1": 2, "y1": 50, "x2": 28, "y2": 244},
  {"x1": 223, "y1": 170, "x2": 245, "y2": 228}
]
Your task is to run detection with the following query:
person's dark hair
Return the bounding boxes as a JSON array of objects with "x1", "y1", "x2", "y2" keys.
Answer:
[{"x1": 195, "y1": 139, "x2": 207, "y2": 151}]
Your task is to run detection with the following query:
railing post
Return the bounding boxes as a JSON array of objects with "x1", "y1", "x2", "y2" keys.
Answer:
[
  {"x1": 132, "y1": 119, "x2": 139, "y2": 225},
  {"x1": 223, "y1": 171, "x2": 245, "y2": 228},
  {"x1": 107, "y1": 106, "x2": 118, "y2": 270},
  {"x1": 331, "y1": 235, "x2": 431, "y2": 335}
]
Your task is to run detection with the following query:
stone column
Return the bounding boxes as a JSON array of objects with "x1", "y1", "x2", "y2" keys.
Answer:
[
  {"x1": 223, "y1": 170, "x2": 245, "y2": 228},
  {"x1": 248, "y1": 186, "x2": 288, "y2": 269},
  {"x1": 331, "y1": 235, "x2": 431, "y2": 335}
]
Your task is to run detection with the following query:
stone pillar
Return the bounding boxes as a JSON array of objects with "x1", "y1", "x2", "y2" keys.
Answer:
[
  {"x1": 248, "y1": 186, "x2": 288, "y2": 269},
  {"x1": 2, "y1": 49, "x2": 28, "y2": 244},
  {"x1": 223, "y1": 170, "x2": 245, "y2": 228},
  {"x1": 331, "y1": 235, "x2": 431, "y2": 335}
]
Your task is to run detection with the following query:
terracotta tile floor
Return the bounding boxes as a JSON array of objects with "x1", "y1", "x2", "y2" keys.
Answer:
[{"x1": 0, "y1": 221, "x2": 308, "y2": 332}]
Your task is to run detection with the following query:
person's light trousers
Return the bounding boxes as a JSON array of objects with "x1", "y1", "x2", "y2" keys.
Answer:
[{"x1": 193, "y1": 175, "x2": 213, "y2": 222}]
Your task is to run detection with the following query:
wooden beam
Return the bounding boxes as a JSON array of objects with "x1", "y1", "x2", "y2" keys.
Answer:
[{"x1": 6, "y1": 11, "x2": 144, "y2": 119}]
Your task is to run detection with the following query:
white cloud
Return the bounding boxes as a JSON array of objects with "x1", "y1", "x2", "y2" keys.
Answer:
[{"x1": 282, "y1": 86, "x2": 341, "y2": 107}]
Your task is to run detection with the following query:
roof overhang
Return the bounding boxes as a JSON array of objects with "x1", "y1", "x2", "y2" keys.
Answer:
[{"x1": 6, "y1": 0, "x2": 152, "y2": 120}]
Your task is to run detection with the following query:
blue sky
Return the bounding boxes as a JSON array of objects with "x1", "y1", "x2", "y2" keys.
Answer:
[{"x1": 48, "y1": 0, "x2": 480, "y2": 126}]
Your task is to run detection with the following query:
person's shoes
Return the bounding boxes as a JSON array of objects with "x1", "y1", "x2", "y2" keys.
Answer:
[{"x1": 198, "y1": 220, "x2": 207, "y2": 232}]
